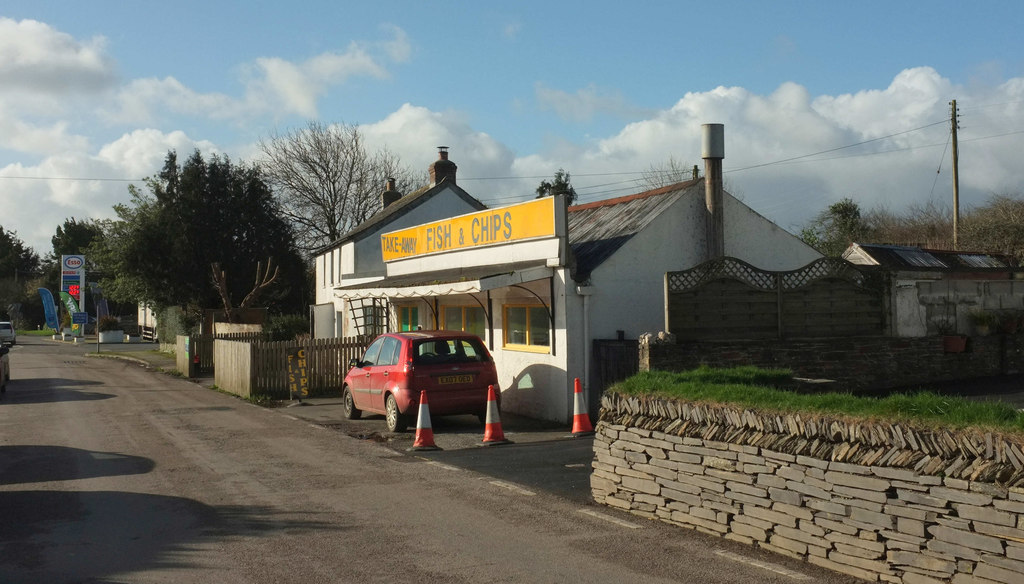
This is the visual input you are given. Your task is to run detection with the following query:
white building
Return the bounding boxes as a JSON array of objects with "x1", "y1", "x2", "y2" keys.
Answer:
[{"x1": 314, "y1": 128, "x2": 821, "y2": 423}]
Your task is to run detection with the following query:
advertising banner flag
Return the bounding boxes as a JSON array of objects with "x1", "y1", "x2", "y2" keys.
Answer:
[
  {"x1": 59, "y1": 291, "x2": 80, "y2": 315},
  {"x1": 38, "y1": 288, "x2": 60, "y2": 331}
]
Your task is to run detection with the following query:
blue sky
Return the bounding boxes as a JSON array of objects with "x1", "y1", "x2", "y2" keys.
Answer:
[{"x1": 3, "y1": 1, "x2": 1024, "y2": 255}]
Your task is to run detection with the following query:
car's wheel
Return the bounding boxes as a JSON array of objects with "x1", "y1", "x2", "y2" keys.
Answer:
[
  {"x1": 385, "y1": 394, "x2": 408, "y2": 433},
  {"x1": 342, "y1": 386, "x2": 361, "y2": 420}
]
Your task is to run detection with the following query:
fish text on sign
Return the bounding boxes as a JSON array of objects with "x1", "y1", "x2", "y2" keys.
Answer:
[{"x1": 426, "y1": 224, "x2": 452, "y2": 251}]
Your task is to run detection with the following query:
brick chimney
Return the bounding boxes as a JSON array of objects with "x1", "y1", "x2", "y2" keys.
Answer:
[
  {"x1": 429, "y1": 146, "x2": 457, "y2": 186},
  {"x1": 380, "y1": 177, "x2": 401, "y2": 208}
]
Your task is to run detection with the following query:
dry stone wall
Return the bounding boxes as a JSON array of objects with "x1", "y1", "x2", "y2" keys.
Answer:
[{"x1": 592, "y1": 392, "x2": 1024, "y2": 583}]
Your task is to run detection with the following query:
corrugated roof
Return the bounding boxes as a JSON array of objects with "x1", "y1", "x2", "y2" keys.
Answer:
[
  {"x1": 843, "y1": 243, "x2": 1013, "y2": 270},
  {"x1": 568, "y1": 179, "x2": 701, "y2": 280}
]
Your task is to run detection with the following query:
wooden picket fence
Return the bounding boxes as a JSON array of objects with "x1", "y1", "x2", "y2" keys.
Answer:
[
  {"x1": 214, "y1": 335, "x2": 371, "y2": 399},
  {"x1": 177, "y1": 332, "x2": 265, "y2": 376}
]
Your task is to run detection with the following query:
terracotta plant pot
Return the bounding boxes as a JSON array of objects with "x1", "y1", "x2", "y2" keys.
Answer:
[{"x1": 943, "y1": 335, "x2": 967, "y2": 353}]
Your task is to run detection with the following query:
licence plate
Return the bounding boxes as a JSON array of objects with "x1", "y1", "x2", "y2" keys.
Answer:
[{"x1": 438, "y1": 374, "x2": 473, "y2": 384}]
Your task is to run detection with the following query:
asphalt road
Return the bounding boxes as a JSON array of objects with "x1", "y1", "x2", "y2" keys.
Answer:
[{"x1": 0, "y1": 336, "x2": 856, "y2": 583}]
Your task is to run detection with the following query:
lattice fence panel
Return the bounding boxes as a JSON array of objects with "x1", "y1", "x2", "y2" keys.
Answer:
[{"x1": 667, "y1": 257, "x2": 884, "y2": 340}]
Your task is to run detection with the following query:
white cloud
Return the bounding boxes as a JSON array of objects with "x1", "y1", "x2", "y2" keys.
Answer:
[
  {"x1": 0, "y1": 18, "x2": 116, "y2": 97},
  {"x1": 105, "y1": 77, "x2": 237, "y2": 125},
  {"x1": 535, "y1": 83, "x2": 649, "y2": 123},
  {"x1": 378, "y1": 24, "x2": 411, "y2": 62},
  {"x1": 1, "y1": 129, "x2": 217, "y2": 254},
  {"x1": 104, "y1": 26, "x2": 408, "y2": 124},
  {"x1": 361, "y1": 103, "x2": 516, "y2": 184},
  {"x1": 0, "y1": 108, "x2": 89, "y2": 155},
  {"x1": 503, "y1": 22, "x2": 522, "y2": 40}
]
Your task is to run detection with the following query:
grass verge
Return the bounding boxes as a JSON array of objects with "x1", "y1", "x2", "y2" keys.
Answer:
[{"x1": 612, "y1": 366, "x2": 1024, "y2": 434}]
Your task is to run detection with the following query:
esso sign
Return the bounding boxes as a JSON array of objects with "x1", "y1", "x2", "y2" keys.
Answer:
[{"x1": 63, "y1": 256, "x2": 84, "y2": 270}]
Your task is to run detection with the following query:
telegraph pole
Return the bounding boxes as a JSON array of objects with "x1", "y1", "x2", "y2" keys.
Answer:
[{"x1": 951, "y1": 99, "x2": 960, "y2": 250}]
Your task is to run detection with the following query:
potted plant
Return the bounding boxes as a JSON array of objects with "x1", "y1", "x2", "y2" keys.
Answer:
[
  {"x1": 934, "y1": 315, "x2": 967, "y2": 353},
  {"x1": 968, "y1": 309, "x2": 998, "y2": 337},
  {"x1": 97, "y1": 315, "x2": 125, "y2": 344}
]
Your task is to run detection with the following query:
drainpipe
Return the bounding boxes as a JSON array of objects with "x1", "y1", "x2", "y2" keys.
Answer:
[
  {"x1": 576, "y1": 285, "x2": 593, "y2": 421},
  {"x1": 702, "y1": 123, "x2": 725, "y2": 261}
]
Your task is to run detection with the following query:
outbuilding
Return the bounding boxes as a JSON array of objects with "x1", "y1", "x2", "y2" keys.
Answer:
[{"x1": 314, "y1": 126, "x2": 821, "y2": 423}]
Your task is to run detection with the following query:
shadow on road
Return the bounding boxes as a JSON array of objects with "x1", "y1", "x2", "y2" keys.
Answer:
[
  {"x1": 0, "y1": 490, "x2": 343, "y2": 582},
  {"x1": 1, "y1": 377, "x2": 111, "y2": 405},
  {"x1": 0, "y1": 446, "x2": 154, "y2": 485}
]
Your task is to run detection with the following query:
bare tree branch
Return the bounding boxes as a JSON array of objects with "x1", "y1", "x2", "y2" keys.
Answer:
[
  {"x1": 258, "y1": 121, "x2": 422, "y2": 252},
  {"x1": 211, "y1": 262, "x2": 234, "y2": 324},
  {"x1": 239, "y1": 258, "x2": 280, "y2": 310}
]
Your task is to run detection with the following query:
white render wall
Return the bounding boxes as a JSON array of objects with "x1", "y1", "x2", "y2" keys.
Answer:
[
  {"x1": 722, "y1": 194, "x2": 822, "y2": 270},
  {"x1": 488, "y1": 270, "x2": 572, "y2": 423},
  {"x1": 351, "y1": 188, "x2": 483, "y2": 277}
]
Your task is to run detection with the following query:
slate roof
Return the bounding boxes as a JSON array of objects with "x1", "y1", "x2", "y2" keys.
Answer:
[
  {"x1": 314, "y1": 178, "x2": 486, "y2": 254},
  {"x1": 843, "y1": 243, "x2": 1017, "y2": 270},
  {"x1": 568, "y1": 178, "x2": 703, "y2": 281}
]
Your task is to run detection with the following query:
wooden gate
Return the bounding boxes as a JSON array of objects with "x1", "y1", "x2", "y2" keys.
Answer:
[{"x1": 592, "y1": 339, "x2": 639, "y2": 416}]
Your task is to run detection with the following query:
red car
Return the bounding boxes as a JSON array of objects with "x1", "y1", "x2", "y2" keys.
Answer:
[{"x1": 343, "y1": 331, "x2": 499, "y2": 432}]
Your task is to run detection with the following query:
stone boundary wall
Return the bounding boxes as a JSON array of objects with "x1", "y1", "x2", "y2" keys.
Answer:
[
  {"x1": 642, "y1": 334, "x2": 1024, "y2": 392},
  {"x1": 591, "y1": 392, "x2": 1024, "y2": 583}
]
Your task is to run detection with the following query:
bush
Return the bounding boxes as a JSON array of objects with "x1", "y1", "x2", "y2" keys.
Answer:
[
  {"x1": 97, "y1": 315, "x2": 121, "y2": 332},
  {"x1": 265, "y1": 314, "x2": 310, "y2": 341}
]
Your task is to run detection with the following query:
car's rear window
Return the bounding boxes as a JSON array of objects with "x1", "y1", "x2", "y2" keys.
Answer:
[
  {"x1": 412, "y1": 338, "x2": 488, "y2": 365},
  {"x1": 0, "y1": 324, "x2": 12, "y2": 332}
]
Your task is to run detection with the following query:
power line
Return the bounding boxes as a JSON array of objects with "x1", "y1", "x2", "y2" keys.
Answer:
[
  {"x1": 0, "y1": 175, "x2": 142, "y2": 182},
  {"x1": 3, "y1": 118, "x2": 1021, "y2": 191},
  {"x1": 725, "y1": 120, "x2": 949, "y2": 174}
]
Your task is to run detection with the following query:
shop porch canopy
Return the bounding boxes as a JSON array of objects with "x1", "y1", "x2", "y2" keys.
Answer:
[{"x1": 332, "y1": 264, "x2": 554, "y2": 300}]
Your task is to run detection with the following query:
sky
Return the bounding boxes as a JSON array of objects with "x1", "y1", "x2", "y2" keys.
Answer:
[{"x1": 3, "y1": 1, "x2": 1024, "y2": 257}]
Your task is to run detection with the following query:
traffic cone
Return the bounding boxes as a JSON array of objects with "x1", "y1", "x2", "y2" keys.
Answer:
[
  {"x1": 570, "y1": 378, "x2": 595, "y2": 437},
  {"x1": 409, "y1": 390, "x2": 440, "y2": 451},
  {"x1": 479, "y1": 385, "x2": 511, "y2": 446}
]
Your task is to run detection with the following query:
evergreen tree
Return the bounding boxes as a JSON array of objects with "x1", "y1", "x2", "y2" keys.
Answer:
[{"x1": 535, "y1": 168, "x2": 578, "y2": 206}]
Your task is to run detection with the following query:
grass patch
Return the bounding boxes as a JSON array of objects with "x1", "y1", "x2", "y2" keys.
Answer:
[
  {"x1": 17, "y1": 329, "x2": 58, "y2": 337},
  {"x1": 611, "y1": 366, "x2": 1024, "y2": 434}
]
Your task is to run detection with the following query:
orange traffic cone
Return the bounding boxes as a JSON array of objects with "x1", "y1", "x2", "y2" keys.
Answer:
[
  {"x1": 409, "y1": 390, "x2": 440, "y2": 451},
  {"x1": 479, "y1": 385, "x2": 511, "y2": 446},
  {"x1": 570, "y1": 378, "x2": 595, "y2": 437}
]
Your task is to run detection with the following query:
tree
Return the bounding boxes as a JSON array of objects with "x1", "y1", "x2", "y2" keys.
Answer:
[
  {"x1": 535, "y1": 168, "x2": 578, "y2": 206},
  {"x1": 51, "y1": 217, "x2": 105, "y2": 260},
  {"x1": 0, "y1": 226, "x2": 40, "y2": 283},
  {"x1": 961, "y1": 194, "x2": 1024, "y2": 260},
  {"x1": 639, "y1": 156, "x2": 698, "y2": 190},
  {"x1": 799, "y1": 197, "x2": 872, "y2": 257},
  {"x1": 40, "y1": 216, "x2": 107, "y2": 303},
  {"x1": 92, "y1": 150, "x2": 308, "y2": 329},
  {"x1": 0, "y1": 226, "x2": 42, "y2": 323},
  {"x1": 259, "y1": 121, "x2": 421, "y2": 253}
]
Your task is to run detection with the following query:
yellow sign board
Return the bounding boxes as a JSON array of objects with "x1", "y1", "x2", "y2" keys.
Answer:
[
  {"x1": 381, "y1": 197, "x2": 556, "y2": 262},
  {"x1": 287, "y1": 347, "x2": 309, "y2": 400}
]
